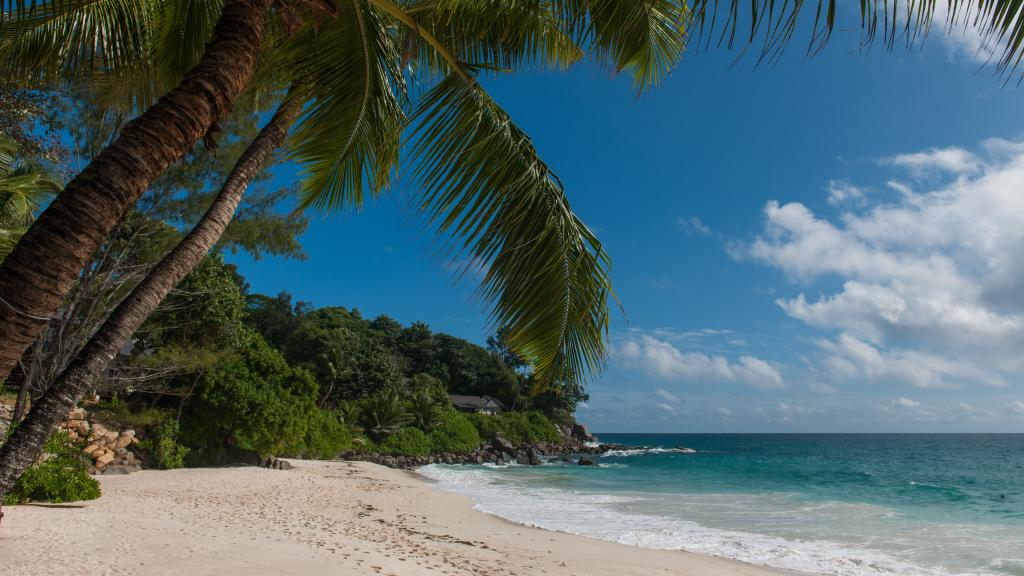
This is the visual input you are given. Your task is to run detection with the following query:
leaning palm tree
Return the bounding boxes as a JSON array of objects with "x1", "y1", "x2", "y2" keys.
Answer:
[{"x1": 0, "y1": 136, "x2": 60, "y2": 262}]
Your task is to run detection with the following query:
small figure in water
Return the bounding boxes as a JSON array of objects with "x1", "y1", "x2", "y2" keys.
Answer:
[{"x1": 1000, "y1": 494, "x2": 1006, "y2": 500}]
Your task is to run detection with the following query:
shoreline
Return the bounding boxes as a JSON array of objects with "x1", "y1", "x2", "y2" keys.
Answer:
[{"x1": 1, "y1": 459, "x2": 806, "y2": 576}]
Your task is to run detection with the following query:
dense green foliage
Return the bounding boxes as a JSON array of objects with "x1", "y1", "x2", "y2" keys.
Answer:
[
  {"x1": 430, "y1": 411, "x2": 481, "y2": 454},
  {"x1": 378, "y1": 426, "x2": 432, "y2": 457},
  {"x1": 181, "y1": 330, "x2": 318, "y2": 463},
  {"x1": 466, "y1": 411, "x2": 560, "y2": 445},
  {"x1": 245, "y1": 295, "x2": 585, "y2": 415},
  {"x1": 4, "y1": 432, "x2": 100, "y2": 504},
  {"x1": 149, "y1": 420, "x2": 189, "y2": 470},
  {"x1": 296, "y1": 409, "x2": 353, "y2": 460}
]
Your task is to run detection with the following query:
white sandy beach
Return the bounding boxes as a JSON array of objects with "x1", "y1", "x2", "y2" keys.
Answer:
[{"x1": 1, "y1": 460, "x2": 800, "y2": 576}]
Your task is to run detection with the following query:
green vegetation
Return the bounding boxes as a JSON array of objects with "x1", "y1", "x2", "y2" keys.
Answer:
[
  {"x1": 0, "y1": 134, "x2": 60, "y2": 262},
  {"x1": 181, "y1": 330, "x2": 319, "y2": 463},
  {"x1": 3, "y1": 432, "x2": 100, "y2": 504},
  {"x1": 297, "y1": 410, "x2": 352, "y2": 460},
  {"x1": 148, "y1": 420, "x2": 189, "y2": 470},
  {"x1": 430, "y1": 412, "x2": 481, "y2": 454},
  {"x1": 378, "y1": 427, "x2": 432, "y2": 457},
  {"x1": 466, "y1": 412, "x2": 561, "y2": 445}
]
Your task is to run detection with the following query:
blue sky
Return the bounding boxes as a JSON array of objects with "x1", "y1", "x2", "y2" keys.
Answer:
[{"x1": 231, "y1": 23, "x2": 1024, "y2": 433}]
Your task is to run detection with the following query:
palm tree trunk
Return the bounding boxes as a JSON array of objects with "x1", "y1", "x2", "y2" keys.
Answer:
[
  {"x1": 0, "y1": 87, "x2": 304, "y2": 523},
  {"x1": 0, "y1": 0, "x2": 274, "y2": 385},
  {"x1": 9, "y1": 362, "x2": 28, "y2": 425}
]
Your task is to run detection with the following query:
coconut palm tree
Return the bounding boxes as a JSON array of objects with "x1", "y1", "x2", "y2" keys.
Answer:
[{"x1": 0, "y1": 136, "x2": 60, "y2": 262}]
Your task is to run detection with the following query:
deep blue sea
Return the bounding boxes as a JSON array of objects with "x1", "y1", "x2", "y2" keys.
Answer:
[{"x1": 419, "y1": 434, "x2": 1024, "y2": 576}]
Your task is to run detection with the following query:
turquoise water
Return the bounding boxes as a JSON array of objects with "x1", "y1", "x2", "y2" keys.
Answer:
[{"x1": 420, "y1": 434, "x2": 1024, "y2": 576}]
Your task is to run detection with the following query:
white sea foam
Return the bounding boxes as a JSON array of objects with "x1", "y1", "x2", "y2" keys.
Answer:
[
  {"x1": 599, "y1": 447, "x2": 695, "y2": 457},
  {"x1": 417, "y1": 465, "x2": 1003, "y2": 576}
]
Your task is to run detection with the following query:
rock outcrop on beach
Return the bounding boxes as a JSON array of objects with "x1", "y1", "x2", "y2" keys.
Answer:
[
  {"x1": 341, "y1": 437, "x2": 548, "y2": 470},
  {"x1": 54, "y1": 408, "x2": 142, "y2": 474}
]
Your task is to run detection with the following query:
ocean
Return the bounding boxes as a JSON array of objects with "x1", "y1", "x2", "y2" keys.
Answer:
[{"x1": 418, "y1": 433, "x2": 1024, "y2": 576}]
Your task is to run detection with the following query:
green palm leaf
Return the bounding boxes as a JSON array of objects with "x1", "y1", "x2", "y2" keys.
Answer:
[
  {"x1": 409, "y1": 74, "x2": 612, "y2": 391},
  {"x1": 278, "y1": 1, "x2": 406, "y2": 210},
  {"x1": 0, "y1": 135, "x2": 61, "y2": 261},
  {"x1": 552, "y1": 0, "x2": 689, "y2": 91},
  {"x1": 685, "y1": 0, "x2": 1024, "y2": 77},
  {"x1": 403, "y1": 0, "x2": 585, "y2": 74},
  {"x1": 0, "y1": 0, "x2": 159, "y2": 86}
]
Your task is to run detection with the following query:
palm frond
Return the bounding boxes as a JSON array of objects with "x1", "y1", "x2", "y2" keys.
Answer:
[
  {"x1": 280, "y1": 1, "x2": 406, "y2": 210},
  {"x1": 0, "y1": 0, "x2": 160, "y2": 86},
  {"x1": 403, "y1": 0, "x2": 585, "y2": 75},
  {"x1": 410, "y1": 74, "x2": 611, "y2": 391},
  {"x1": 93, "y1": 0, "x2": 229, "y2": 110},
  {"x1": 0, "y1": 134, "x2": 60, "y2": 260},
  {"x1": 684, "y1": 0, "x2": 1024, "y2": 77}
]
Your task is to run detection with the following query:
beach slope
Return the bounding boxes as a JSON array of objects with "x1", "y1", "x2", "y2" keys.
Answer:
[{"x1": 1, "y1": 460, "x2": 797, "y2": 576}]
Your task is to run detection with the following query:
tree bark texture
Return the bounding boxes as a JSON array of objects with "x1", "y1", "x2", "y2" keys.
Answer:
[{"x1": 0, "y1": 0, "x2": 274, "y2": 385}]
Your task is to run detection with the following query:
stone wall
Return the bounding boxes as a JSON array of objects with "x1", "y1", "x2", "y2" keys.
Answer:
[{"x1": 56, "y1": 408, "x2": 141, "y2": 474}]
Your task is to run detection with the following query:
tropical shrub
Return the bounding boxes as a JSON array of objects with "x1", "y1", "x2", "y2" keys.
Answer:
[
  {"x1": 4, "y1": 432, "x2": 100, "y2": 504},
  {"x1": 465, "y1": 412, "x2": 502, "y2": 442},
  {"x1": 466, "y1": 411, "x2": 560, "y2": 445},
  {"x1": 151, "y1": 419, "x2": 188, "y2": 469},
  {"x1": 378, "y1": 426, "x2": 431, "y2": 456},
  {"x1": 300, "y1": 409, "x2": 352, "y2": 459},
  {"x1": 409, "y1": 373, "x2": 450, "y2": 406},
  {"x1": 359, "y1": 389, "x2": 409, "y2": 441},
  {"x1": 181, "y1": 330, "x2": 318, "y2": 463},
  {"x1": 337, "y1": 400, "x2": 362, "y2": 433},
  {"x1": 408, "y1": 390, "x2": 440, "y2": 432},
  {"x1": 430, "y1": 411, "x2": 480, "y2": 453},
  {"x1": 521, "y1": 411, "x2": 562, "y2": 444}
]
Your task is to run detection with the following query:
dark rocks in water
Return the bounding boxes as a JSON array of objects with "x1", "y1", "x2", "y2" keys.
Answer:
[
  {"x1": 674, "y1": 446, "x2": 697, "y2": 453},
  {"x1": 571, "y1": 423, "x2": 595, "y2": 442},
  {"x1": 523, "y1": 446, "x2": 542, "y2": 466},
  {"x1": 577, "y1": 456, "x2": 597, "y2": 466},
  {"x1": 492, "y1": 432, "x2": 515, "y2": 454}
]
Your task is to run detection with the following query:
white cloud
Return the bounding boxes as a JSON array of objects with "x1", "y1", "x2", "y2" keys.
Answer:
[
  {"x1": 654, "y1": 388, "x2": 681, "y2": 403},
  {"x1": 826, "y1": 180, "x2": 866, "y2": 206},
  {"x1": 716, "y1": 407, "x2": 733, "y2": 417},
  {"x1": 746, "y1": 139, "x2": 1024, "y2": 389},
  {"x1": 678, "y1": 216, "x2": 711, "y2": 236},
  {"x1": 819, "y1": 333, "x2": 1005, "y2": 389},
  {"x1": 615, "y1": 335, "x2": 786, "y2": 390},
  {"x1": 892, "y1": 396, "x2": 920, "y2": 408},
  {"x1": 881, "y1": 146, "x2": 980, "y2": 176},
  {"x1": 656, "y1": 403, "x2": 679, "y2": 416},
  {"x1": 1008, "y1": 401, "x2": 1024, "y2": 416}
]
